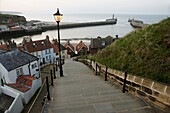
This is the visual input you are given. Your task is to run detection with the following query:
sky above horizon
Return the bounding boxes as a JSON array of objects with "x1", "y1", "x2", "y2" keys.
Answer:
[{"x1": 0, "y1": 0, "x2": 170, "y2": 21}]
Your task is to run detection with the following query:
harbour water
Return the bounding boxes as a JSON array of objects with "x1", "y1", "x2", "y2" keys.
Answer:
[{"x1": 1, "y1": 14, "x2": 169, "y2": 44}]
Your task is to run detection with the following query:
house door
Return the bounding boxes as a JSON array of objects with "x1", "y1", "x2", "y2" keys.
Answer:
[
  {"x1": 43, "y1": 58, "x2": 45, "y2": 64},
  {"x1": 1, "y1": 79, "x2": 4, "y2": 86}
]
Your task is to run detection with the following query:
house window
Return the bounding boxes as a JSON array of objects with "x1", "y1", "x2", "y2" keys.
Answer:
[
  {"x1": 16, "y1": 68, "x2": 23, "y2": 77},
  {"x1": 32, "y1": 63, "x2": 37, "y2": 69},
  {"x1": 46, "y1": 56, "x2": 48, "y2": 60},
  {"x1": 41, "y1": 41, "x2": 45, "y2": 46},
  {"x1": 36, "y1": 52, "x2": 38, "y2": 56},
  {"x1": 45, "y1": 49, "x2": 51, "y2": 54},
  {"x1": 102, "y1": 41, "x2": 105, "y2": 46},
  {"x1": 48, "y1": 49, "x2": 51, "y2": 53}
]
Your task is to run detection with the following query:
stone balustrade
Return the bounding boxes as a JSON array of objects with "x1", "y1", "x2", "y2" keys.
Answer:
[{"x1": 80, "y1": 59, "x2": 170, "y2": 111}]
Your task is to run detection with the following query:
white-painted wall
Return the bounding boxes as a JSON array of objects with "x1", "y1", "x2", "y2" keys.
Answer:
[
  {"x1": 0, "y1": 25, "x2": 9, "y2": 31},
  {"x1": 32, "y1": 48, "x2": 54, "y2": 64},
  {"x1": 1, "y1": 60, "x2": 40, "y2": 83},
  {"x1": 30, "y1": 60, "x2": 40, "y2": 78},
  {"x1": 0, "y1": 72, "x2": 1, "y2": 87},
  {"x1": 4, "y1": 78, "x2": 41, "y2": 104},
  {"x1": 8, "y1": 64, "x2": 30, "y2": 83},
  {"x1": 0, "y1": 86, "x2": 1, "y2": 94},
  {"x1": 0, "y1": 63, "x2": 10, "y2": 83},
  {"x1": 1, "y1": 87, "x2": 23, "y2": 113}
]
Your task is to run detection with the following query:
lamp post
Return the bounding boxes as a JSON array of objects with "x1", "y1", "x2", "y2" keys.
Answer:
[{"x1": 53, "y1": 8, "x2": 64, "y2": 77}]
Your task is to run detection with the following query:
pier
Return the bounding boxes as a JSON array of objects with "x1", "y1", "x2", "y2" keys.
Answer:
[{"x1": 0, "y1": 20, "x2": 117, "y2": 39}]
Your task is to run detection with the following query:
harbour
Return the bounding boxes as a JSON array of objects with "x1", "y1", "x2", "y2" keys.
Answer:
[{"x1": 0, "y1": 20, "x2": 117, "y2": 39}]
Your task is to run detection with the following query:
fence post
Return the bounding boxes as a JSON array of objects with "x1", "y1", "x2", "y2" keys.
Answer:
[
  {"x1": 95, "y1": 63, "x2": 98, "y2": 75},
  {"x1": 90, "y1": 59, "x2": 92, "y2": 68},
  {"x1": 105, "y1": 67, "x2": 108, "y2": 81},
  {"x1": 53, "y1": 66, "x2": 56, "y2": 79},
  {"x1": 50, "y1": 70, "x2": 54, "y2": 86},
  {"x1": 56, "y1": 63, "x2": 58, "y2": 71},
  {"x1": 122, "y1": 71, "x2": 128, "y2": 93},
  {"x1": 98, "y1": 66, "x2": 101, "y2": 76},
  {"x1": 46, "y1": 76, "x2": 51, "y2": 100}
]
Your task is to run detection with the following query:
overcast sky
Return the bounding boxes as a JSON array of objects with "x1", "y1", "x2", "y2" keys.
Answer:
[{"x1": 0, "y1": 0, "x2": 169, "y2": 20}]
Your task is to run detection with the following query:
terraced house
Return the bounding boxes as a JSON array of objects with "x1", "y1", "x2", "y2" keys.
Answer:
[
  {"x1": 22, "y1": 36, "x2": 54, "y2": 65},
  {"x1": 0, "y1": 49, "x2": 42, "y2": 105}
]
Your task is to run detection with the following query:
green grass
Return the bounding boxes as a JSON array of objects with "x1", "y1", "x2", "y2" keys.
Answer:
[{"x1": 94, "y1": 18, "x2": 170, "y2": 84}]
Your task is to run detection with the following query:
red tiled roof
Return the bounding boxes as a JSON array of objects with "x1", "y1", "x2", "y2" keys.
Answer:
[
  {"x1": 76, "y1": 41, "x2": 88, "y2": 52},
  {"x1": 51, "y1": 43, "x2": 59, "y2": 53},
  {"x1": 64, "y1": 41, "x2": 74, "y2": 52},
  {"x1": 0, "y1": 44, "x2": 8, "y2": 50},
  {"x1": 17, "y1": 75, "x2": 35, "y2": 86},
  {"x1": 24, "y1": 38, "x2": 52, "y2": 52},
  {"x1": 6, "y1": 75, "x2": 36, "y2": 92},
  {"x1": 7, "y1": 83, "x2": 30, "y2": 92}
]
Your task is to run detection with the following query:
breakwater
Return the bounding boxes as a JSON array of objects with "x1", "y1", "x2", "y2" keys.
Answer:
[{"x1": 0, "y1": 20, "x2": 117, "y2": 40}]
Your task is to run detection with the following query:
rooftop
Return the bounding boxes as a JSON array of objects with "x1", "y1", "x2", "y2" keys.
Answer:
[
  {"x1": 0, "y1": 49, "x2": 38, "y2": 71},
  {"x1": 6, "y1": 75, "x2": 36, "y2": 92},
  {"x1": 0, "y1": 93, "x2": 14, "y2": 113},
  {"x1": 24, "y1": 38, "x2": 52, "y2": 53},
  {"x1": 90, "y1": 36, "x2": 114, "y2": 49}
]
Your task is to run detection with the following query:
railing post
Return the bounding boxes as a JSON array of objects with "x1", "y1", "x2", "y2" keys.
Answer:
[
  {"x1": 90, "y1": 59, "x2": 92, "y2": 68},
  {"x1": 53, "y1": 66, "x2": 56, "y2": 79},
  {"x1": 46, "y1": 76, "x2": 51, "y2": 100},
  {"x1": 95, "y1": 63, "x2": 98, "y2": 75},
  {"x1": 56, "y1": 63, "x2": 58, "y2": 71},
  {"x1": 105, "y1": 67, "x2": 108, "y2": 81},
  {"x1": 98, "y1": 66, "x2": 101, "y2": 76},
  {"x1": 122, "y1": 71, "x2": 128, "y2": 93},
  {"x1": 50, "y1": 70, "x2": 54, "y2": 86}
]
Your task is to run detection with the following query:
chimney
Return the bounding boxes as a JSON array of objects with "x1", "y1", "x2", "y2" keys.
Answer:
[{"x1": 46, "y1": 35, "x2": 49, "y2": 41}]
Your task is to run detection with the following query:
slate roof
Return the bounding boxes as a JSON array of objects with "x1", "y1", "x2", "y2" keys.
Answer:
[
  {"x1": 0, "y1": 49, "x2": 38, "y2": 71},
  {"x1": 90, "y1": 36, "x2": 113, "y2": 49}
]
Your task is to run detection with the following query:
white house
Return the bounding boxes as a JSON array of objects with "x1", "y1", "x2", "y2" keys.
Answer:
[
  {"x1": 0, "y1": 49, "x2": 41, "y2": 83},
  {"x1": 23, "y1": 36, "x2": 54, "y2": 65},
  {"x1": 0, "y1": 49, "x2": 42, "y2": 104},
  {"x1": 0, "y1": 25, "x2": 9, "y2": 31}
]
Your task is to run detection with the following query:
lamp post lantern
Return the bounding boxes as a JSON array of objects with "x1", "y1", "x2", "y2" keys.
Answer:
[{"x1": 53, "y1": 8, "x2": 63, "y2": 77}]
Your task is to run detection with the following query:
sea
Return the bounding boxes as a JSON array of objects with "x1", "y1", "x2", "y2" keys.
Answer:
[{"x1": 1, "y1": 14, "x2": 169, "y2": 44}]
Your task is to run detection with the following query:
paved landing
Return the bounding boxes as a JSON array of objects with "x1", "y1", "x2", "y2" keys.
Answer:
[{"x1": 44, "y1": 59, "x2": 156, "y2": 113}]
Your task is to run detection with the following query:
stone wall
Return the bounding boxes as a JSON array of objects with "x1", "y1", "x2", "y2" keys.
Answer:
[{"x1": 81, "y1": 59, "x2": 170, "y2": 111}]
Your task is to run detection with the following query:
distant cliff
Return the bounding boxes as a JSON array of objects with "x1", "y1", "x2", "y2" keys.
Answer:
[{"x1": 0, "y1": 14, "x2": 26, "y2": 24}]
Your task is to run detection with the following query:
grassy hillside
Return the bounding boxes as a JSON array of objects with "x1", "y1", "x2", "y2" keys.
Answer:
[{"x1": 94, "y1": 18, "x2": 170, "y2": 84}]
